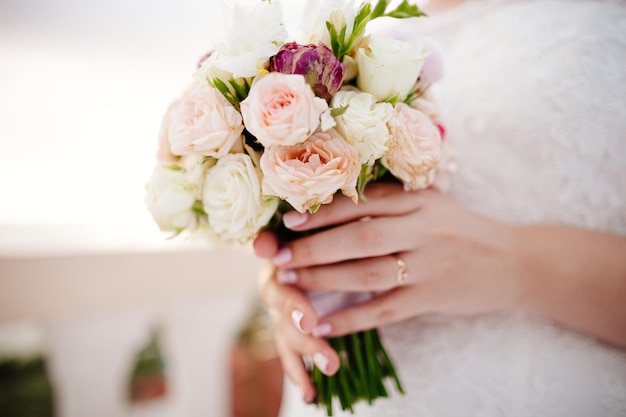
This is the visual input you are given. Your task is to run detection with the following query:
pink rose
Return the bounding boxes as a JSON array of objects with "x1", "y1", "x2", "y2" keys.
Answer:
[
  {"x1": 383, "y1": 103, "x2": 442, "y2": 190},
  {"x1": 260, "y1": 129, "x2": 360, "y2": 213},
  {"x1": 240, "y1": 73, "x2": 329, "y2": 148},
  {"x1": 410, "y1": 95, "x2": 442, "y2": 125},
  {"x1": 156, "y1": 100, "x2": 181, "y2": 164},
  {"x1": 165, "y1": 84, "x2": 244, "y2": 158}
]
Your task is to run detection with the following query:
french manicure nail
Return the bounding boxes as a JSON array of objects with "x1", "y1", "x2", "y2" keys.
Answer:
[
  {"x1": 291, "y1": 309, "x2": 305, "y2": 332},
  {"x1": 301, "y1": 387, "x2": 314, "y2": 403},
  {"x1": 283, "y1": 211, "x2": 308, "y2": 229},
  {"x1": 312, "y1": 323, "x2": 332, "y2": 338},
  {"x1": 277, "y1": 269, "x2": 298, "y2": 284},
  {"x1": 313, "y1": 352, "x2": 330, "y2": 373},
  {"x1": 273, "y1": 247, "x2": 292, "y2": 266}
]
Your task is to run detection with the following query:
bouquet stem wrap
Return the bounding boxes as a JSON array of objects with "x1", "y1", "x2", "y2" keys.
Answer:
[
  {"x1": 314, "y1": 330, "x2": 404, "y2": 415},
  {"x1": 306, "y1": 289, "x2": 403, "y2": 415}
]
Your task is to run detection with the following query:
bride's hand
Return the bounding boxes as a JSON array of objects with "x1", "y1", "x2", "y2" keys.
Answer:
[
  {"x1": 257, "y1": 183, "x2": 526, "y2": 338},
  {"x1": 254, "y1": 182, "x2": 527, "y2": 398},
  {"x1": 255, "y1": 258, "x2": 341, "y2": 403},
  {"x1": 256, "y1": 181, "x2": 626, "y2": 396}
]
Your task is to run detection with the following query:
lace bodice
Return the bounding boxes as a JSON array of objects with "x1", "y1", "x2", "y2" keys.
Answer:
[{"x1": 280, "y1": 1, "x2": 626, "y2": 416}]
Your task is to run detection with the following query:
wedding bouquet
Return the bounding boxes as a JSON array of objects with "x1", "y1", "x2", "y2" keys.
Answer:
[{"x1": 146, "y1": 0, "x2": 445, "y2": 414}]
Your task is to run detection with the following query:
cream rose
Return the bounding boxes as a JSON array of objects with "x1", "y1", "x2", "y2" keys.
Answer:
[
  {"x1": 260, "y1": 129, "x2": 360, "y2": 213},
  {"x1": 240, "y1": 73, "x2": 329, "y2": 148},
  {"x1": 331, "y1": 89, "x2": 393, "y2": 164},
  {"x1": 145, "y1": 164, "x2": 202, "y2": 233},
  {"x1": 203, "y1": 153, "x2": 278, "y2": 244},
  {"x1": 166, "y1": 84, "x2": 244, "y2": 158},
  {"x1": 356, "y1": 35, "x2": 429, "y2": 102},
  {"x1": 383, "y1": 103, "x2": 442, "y2": 190}
]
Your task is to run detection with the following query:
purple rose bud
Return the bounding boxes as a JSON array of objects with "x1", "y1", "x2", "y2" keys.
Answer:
[{"x1": 270, "y1": 42, "x2": 345, "y2": 101}]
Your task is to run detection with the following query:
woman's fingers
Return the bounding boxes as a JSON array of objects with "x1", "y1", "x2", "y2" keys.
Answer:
[
  {"x1": 311, "y1": 286, "x2": 430, "y2": 338},
  {"x1": 260, "y1": 266, "x2": 340, "y2": 373},
  {"x1": 274, "y1": 336, "x2": 316, "y2": 403},
  {"x1": 273, "y1": 327, "x2": 340, "y2": 402},
  {"x1": 261, "y1": 272, "x2": 320, "y2": 334},
  {"x1": 282, "y1": 184, "x2": 435, "y2": 232},
  {"x1": 276, "y1": 253, "x2": 418, "y2": 292},
  {"x1": 272, "y1": 189, "x2": 443, "y2": 269},
  {"x1": 273, "y1": 215, "x2": 419, "y2": 269},
  {"x1": 253, "y1": 230, "x2": 280, "y2": 258},
  {"x1": 259, "y1": 266, "x2": 343, "y2": 402},
  {"x1": 272, "y1": 310, "x2": 341, "y2": 376},
  {"x1": 260, "y1": 270, "x2": 341, "y2": 400}
]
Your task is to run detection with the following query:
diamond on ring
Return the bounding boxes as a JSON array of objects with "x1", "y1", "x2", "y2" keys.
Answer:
[{"x1": 395, "y1": 256, "x2": 408, "y2": 285}]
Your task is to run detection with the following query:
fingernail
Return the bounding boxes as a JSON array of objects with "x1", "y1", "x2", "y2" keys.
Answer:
[
  {"x1": 273, "y1": 247, "x2": 292, "y2": 266},
  {"x1": 313, "y1": 352, "x2": 330, "y2": 373},
  {"x1": 301, "y1": 387, "x2": 314, "y2": 403},
  {"x1": 291, "y1": 309, "x2": 305, "y2": 333},
  {"x1": 277, "y1": 269, "x2": 298, "y2": 284},
  {"x1": 283, "y1": 211, "x2": 308, "y2": 229},
  {"x1": 312, "y1": 323, "x2": 332, "y2": 338}
]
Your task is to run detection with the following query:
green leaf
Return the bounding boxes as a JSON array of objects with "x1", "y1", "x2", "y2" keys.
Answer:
[
  {"x1": 353, "y1": 2, "x2": 373, "y2": 28},
  {"x1": 163, "y1": 164, "x2": 183, "y2": 171},
  {"x1": 228, "y1": 79, "x2": 250, "y2": 101},
  {"x1": 308, "y1": 203, "x2": 322, "y2": 214},
  {"x1": 326, "y1": 0, "x2": 427, "y2": 63},
  {"x1": 212, "y1": 77, "x2": 240, "y2": 107},
  {"x1": 192, "y1": 199, "x2": 207, "y2": 216},
  {"x1": 372, "y1": 163, "x2": 389, "y2": 181},
  {"x1": 384, "y1": 0, "x2": 427, "y2": 19},
  {"x1": 370, "y1": 0, "x2": 389, "y2": 19},
  {"x1": 357, "y1": 164, "x2": 375, "y2": 200},
  {"x1": 330, "y1": 106, "x2": 348, "y2": 117},
  {"x1": 167, "y1": 227, "x2": 185, "y2": 239},
  {"x1": 326, "y1": 21, "x2": 341, "y2": 57},
  {"x1": 345, "y1": 3, "x2": 372, "y2": 51}
]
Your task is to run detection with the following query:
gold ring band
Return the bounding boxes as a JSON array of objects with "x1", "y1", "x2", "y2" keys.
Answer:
[{"x1": 395, "y1": 255, "x2": 408, "y2": 285}]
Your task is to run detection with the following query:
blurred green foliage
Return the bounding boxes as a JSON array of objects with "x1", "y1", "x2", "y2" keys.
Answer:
[{"x1": 0, "y1": 357, "x2": 55, "y2": 417}]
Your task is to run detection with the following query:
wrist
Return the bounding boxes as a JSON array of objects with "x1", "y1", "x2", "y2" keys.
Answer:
[
  {"x1": 504, "y1": 225, "x2": 558, "y2": 314},
  {"x1": 506, "y1": 225, "x2": 626, "y2": 345}
]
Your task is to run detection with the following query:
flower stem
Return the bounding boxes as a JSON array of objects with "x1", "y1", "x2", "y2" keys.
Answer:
[{"x1": 312, "y1": 329, "x2": 403, "y2": 415}]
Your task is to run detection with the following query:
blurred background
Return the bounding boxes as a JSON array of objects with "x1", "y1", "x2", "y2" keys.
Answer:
[{"x1": 0, "y1": 0, "x2": 317, "y2": 415}]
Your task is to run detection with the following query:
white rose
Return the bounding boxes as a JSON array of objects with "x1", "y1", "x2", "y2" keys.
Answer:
[
  {"x1": 145, "y1": 164, "x2": 202, "y2": 233},
  {"x1": 203, "y1": 154, "x2": 278, "y2": 244},
  {"x1": 301, "y1": 0, "x2": 361, "y2": 46},
  {"x1": 356, "y1": 35, "x2": 429, "y2": 102},
  {"x1": 331, "y1": 89, "x2": 393, "y2": 164},
  {"x1": 211, "y1": 0, "x2": 288, "y2": 78}
]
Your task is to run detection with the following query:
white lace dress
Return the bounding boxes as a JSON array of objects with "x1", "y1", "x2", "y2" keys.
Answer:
[{"x1": 279, "y1": 1, "x2": 626, "y2": 416}]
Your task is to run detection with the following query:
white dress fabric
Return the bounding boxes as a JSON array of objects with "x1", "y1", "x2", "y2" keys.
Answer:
[{"x1": 279, "y1": 1, "x2": 626, "y2": 416}]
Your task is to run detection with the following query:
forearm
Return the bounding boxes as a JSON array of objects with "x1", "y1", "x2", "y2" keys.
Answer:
[{"x1": 516, "y1": 225, "x2": 626, "y2": 347}]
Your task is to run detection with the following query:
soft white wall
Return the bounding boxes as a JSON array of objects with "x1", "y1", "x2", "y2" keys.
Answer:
[
  {"x1": 0, "y1": 1, "x2": 283, "y2": 415},
  {"x1": 0, "y1": 0, "x2": 309, "y2": 254},
  {"x1": 0, "y1": 0, "x2": 224, "y2": 252}
]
